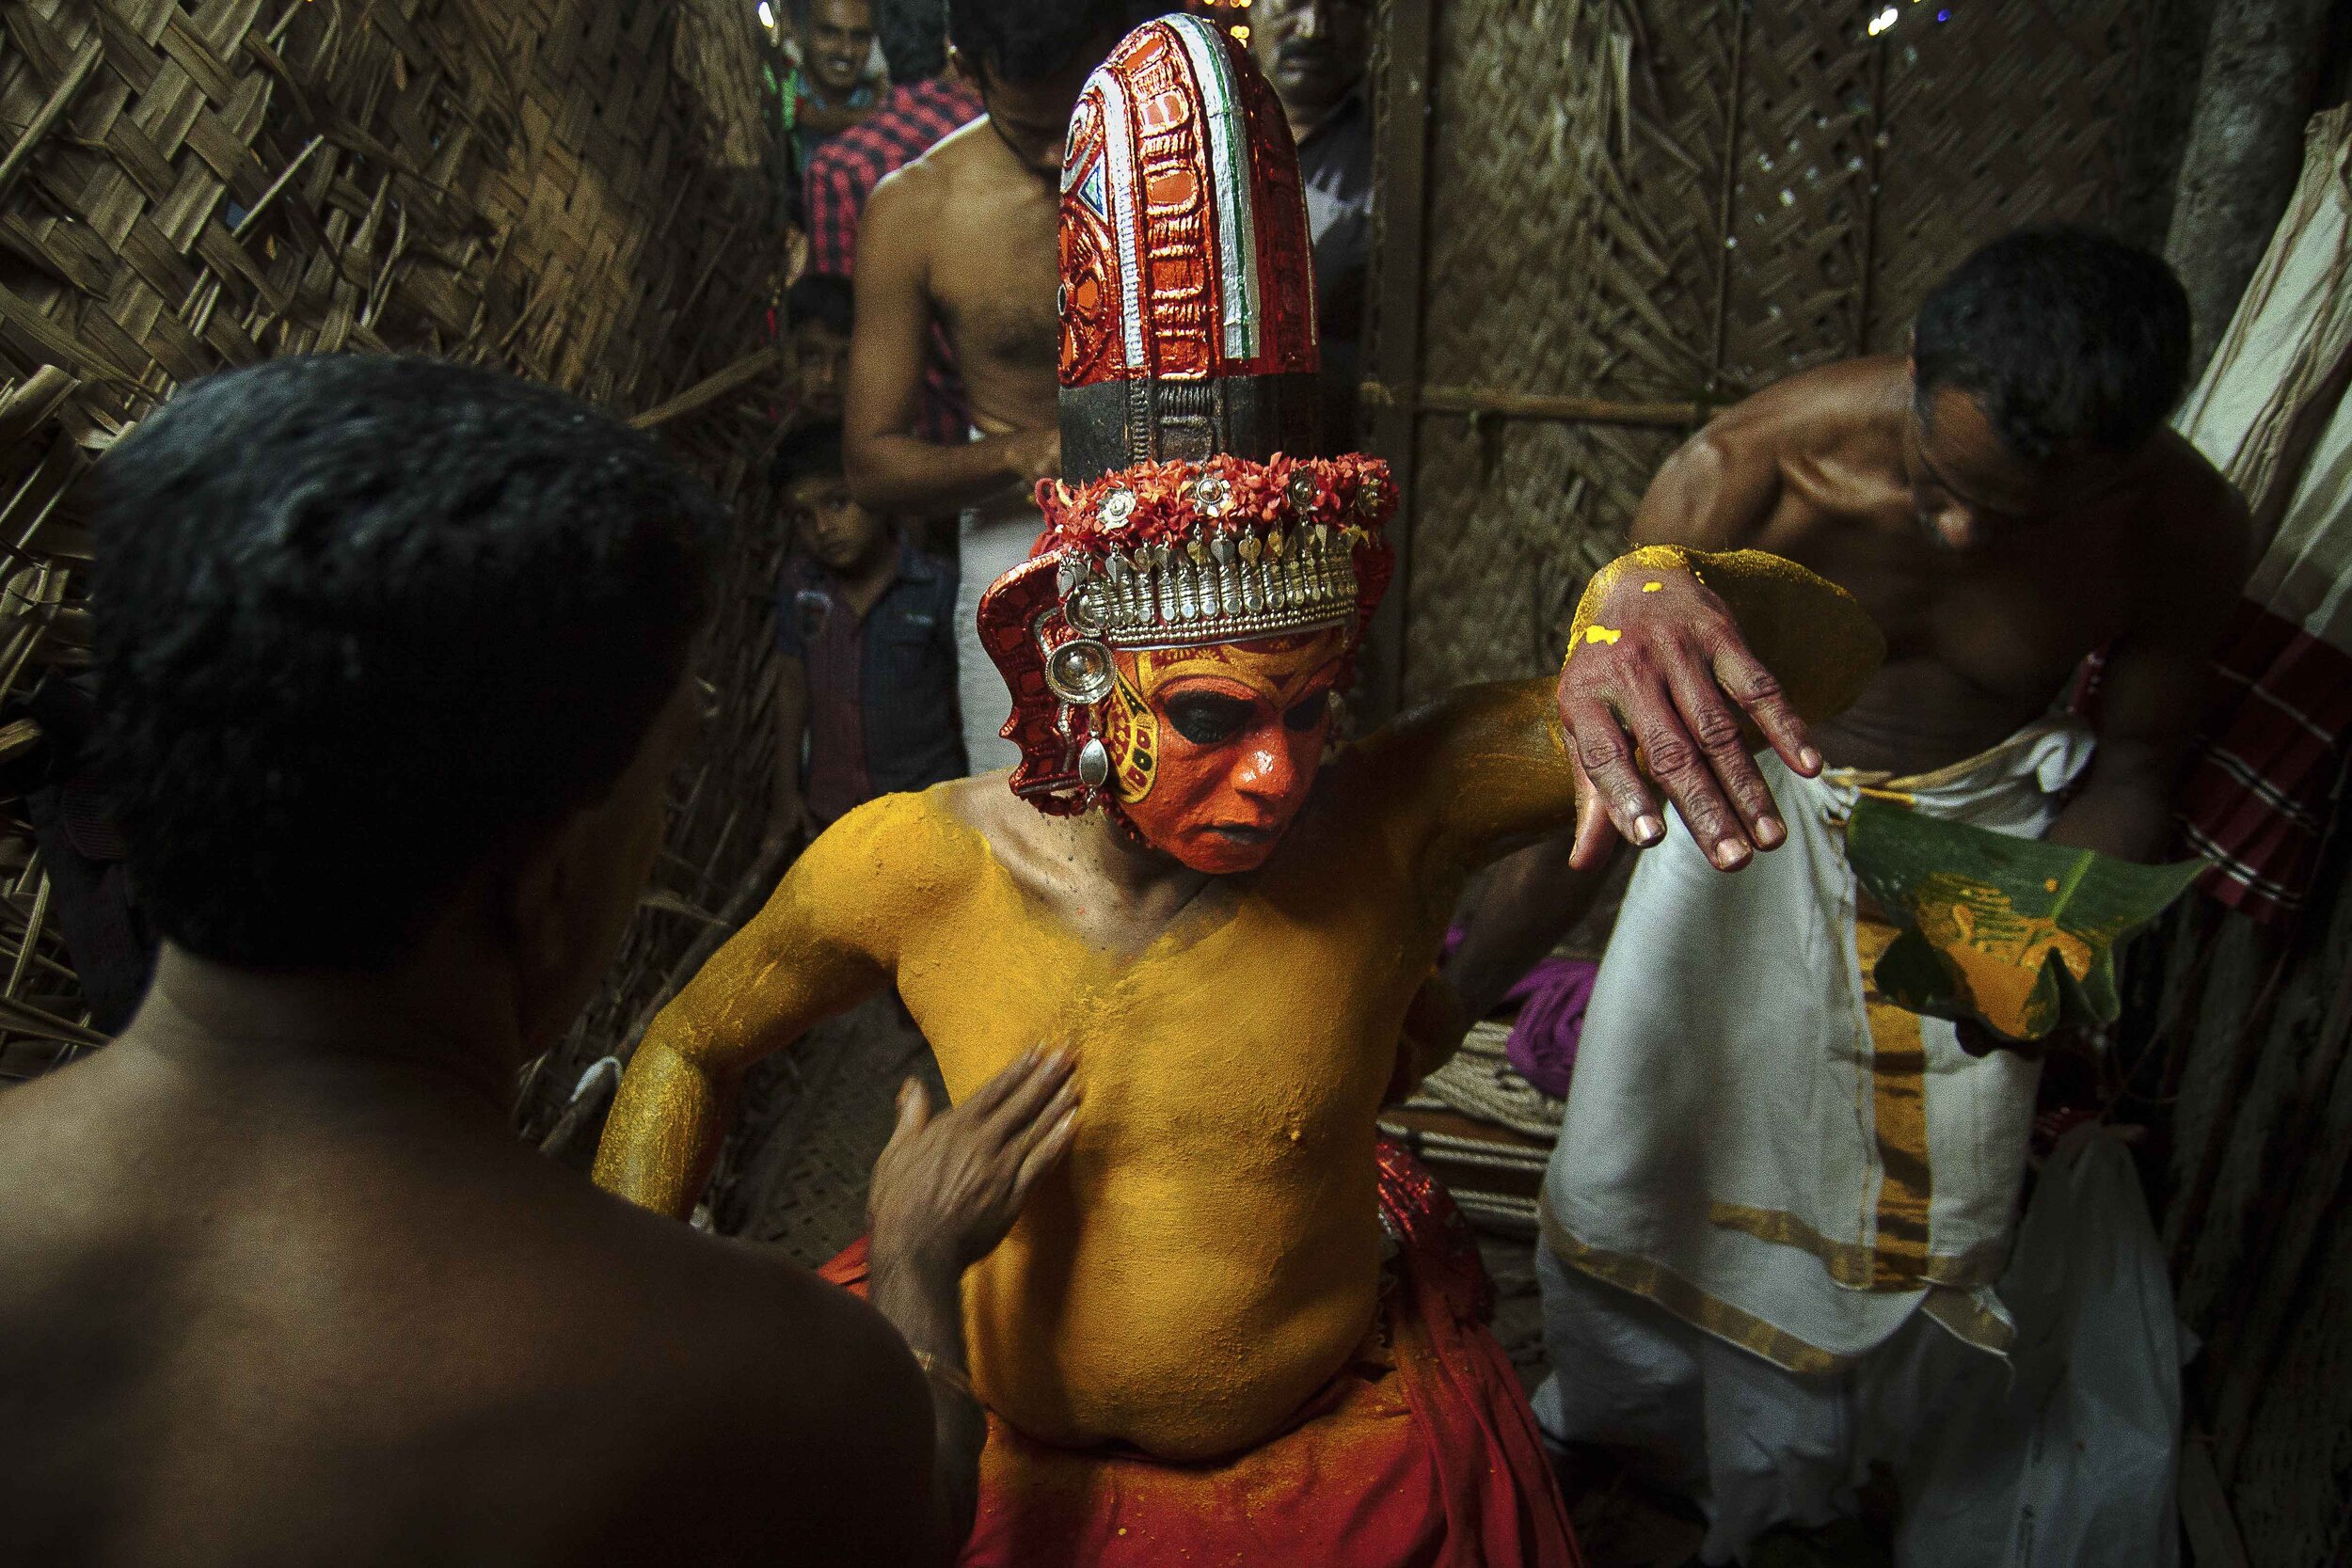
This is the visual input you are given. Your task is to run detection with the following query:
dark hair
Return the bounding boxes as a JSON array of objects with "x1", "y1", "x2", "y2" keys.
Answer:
[
  {"x1": 787, "y1": 274, "x2": 855, "y2": 339},
  {"x1": 1912, "y1": 225, "x2": 2191, "y2": 462},
  {"x1": 946, "y1": 0, "x2": 1126, "y2": 84},
  {"x1": 875, "y1": 0, "x2": 948, "y2": 81},
  {"x1": 794, "y1": 0, "x2": 881, "y2": 31},
  {"x1": 771, "y1": 421, "x2": 848, "y2": 489},
  {"x1": 90, "y1": 356, "x2": 725, "y2": 971}
]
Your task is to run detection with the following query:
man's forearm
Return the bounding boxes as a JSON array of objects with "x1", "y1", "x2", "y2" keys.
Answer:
[
  {"x1": 1448, "y1": 833, "x2": 1617, "y2": 1022},
  {"x1": 850, "y1": 432, "x2": 1026, "y2": 516},
  {"x1": 867, "y1": 1247, "x2": 986, "y2": 1550},
  {"x1": 799, "y1": 98, "x2": 871, "y2": 135}
]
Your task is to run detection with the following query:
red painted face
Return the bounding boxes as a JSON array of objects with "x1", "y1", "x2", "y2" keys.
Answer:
[{"x1": 1102, "y1": 627, "x2": 1350, "y2": 874}]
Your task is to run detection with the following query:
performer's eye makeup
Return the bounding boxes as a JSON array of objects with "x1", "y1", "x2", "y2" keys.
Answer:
[
  {"x1": 1282, "y1": 691, "x2": 1330, "y2": 732},
  {"x1": 1166, "y1": 692, "x2": 1252, "y2": 745}
]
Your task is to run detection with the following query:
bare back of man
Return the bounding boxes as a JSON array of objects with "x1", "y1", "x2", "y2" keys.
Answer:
[
  {"x1": 0, "y1": 1021, "x2": 928, "y2": 1567},
  {"x1": 0, "y1": 356, "x2": 1086, "y2": 1567}
]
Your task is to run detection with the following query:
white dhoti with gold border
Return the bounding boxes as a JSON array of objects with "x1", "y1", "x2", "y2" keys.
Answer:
[{"x1": 1534, "y1": 716, "x2": 2097, "y2": 1559}]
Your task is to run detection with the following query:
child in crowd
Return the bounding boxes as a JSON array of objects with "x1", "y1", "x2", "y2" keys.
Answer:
[
  {"x1": 771, "y1": 421, "x2": 965, "y2": 843},
  {"x1": 783, "y1": 273, "x2": 853, "y2": 427}
]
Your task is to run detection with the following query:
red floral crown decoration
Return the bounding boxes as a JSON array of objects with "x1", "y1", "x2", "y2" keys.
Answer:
[{"x1": 978, "y1": 451, "x2": 1394, "y2": 815}]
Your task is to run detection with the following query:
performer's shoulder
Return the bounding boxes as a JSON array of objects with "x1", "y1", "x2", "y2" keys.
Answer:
[
  {"x1": 1329, "y1": 680, "x2": 1560, "y2": 807},
  {"x1": 807, "y1": 784, "x2": 993, "y2": 879}
]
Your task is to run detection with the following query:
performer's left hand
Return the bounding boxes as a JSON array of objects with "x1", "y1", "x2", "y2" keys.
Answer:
[{"x1": 1554, "y1": 563, "x2": 1823, "y2": 873}]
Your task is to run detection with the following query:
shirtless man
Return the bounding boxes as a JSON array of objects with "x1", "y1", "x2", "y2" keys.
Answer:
[
  {"x1": 845, "y1": 0, "x2": 1129, "y2": 771},
  {"x1": 1449, "y1": 226, "x2": 2252, "y2": 1560},
  {"x1": 0, "y1": 356, "x2": 1075, "y2": 1566}
]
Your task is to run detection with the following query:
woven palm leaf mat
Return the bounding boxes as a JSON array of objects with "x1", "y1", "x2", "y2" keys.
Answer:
[{"x1": 0, "y1": 0, "x2": 788, "y2": 1101}]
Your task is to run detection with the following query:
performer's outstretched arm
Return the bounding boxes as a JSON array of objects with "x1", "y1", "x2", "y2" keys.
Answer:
[
  {"x1": 593, "y1": 804, "x2": 900, "y2": 1218},
  {"x1": 1439, "y1": 422, "x2": 1844, "y2": 1024},
  {"x1": 1373, "y1": 549, "x2": 1879, "y2": 1089},
  {"x1": 1373, "y1": 547, "x2": 1884, "y2": 879}
]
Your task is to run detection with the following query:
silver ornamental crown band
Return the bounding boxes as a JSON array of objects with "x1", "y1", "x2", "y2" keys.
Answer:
[{"x1": 1058, "y1": 525, "x2": 1362, "y2": 649}]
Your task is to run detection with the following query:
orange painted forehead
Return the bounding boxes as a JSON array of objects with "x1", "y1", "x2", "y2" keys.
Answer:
[{"x1": 1124, "y1": 627, "x2": 1349, "y2": 705}]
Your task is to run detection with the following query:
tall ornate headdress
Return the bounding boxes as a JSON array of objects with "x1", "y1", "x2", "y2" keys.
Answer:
[{"x1": 977, "y1": 14, "x2": 1396, "y2": 816}]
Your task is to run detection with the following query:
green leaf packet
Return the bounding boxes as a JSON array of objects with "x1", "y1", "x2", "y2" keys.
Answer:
[{"x1": 1846, "y1": 797, "x2": 2203, "y2": 1041}]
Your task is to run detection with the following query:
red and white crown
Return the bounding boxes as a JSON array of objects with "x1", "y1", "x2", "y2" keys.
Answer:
[{"x1": 978, "y1": 15, "x2": 1394, "y2": 815}]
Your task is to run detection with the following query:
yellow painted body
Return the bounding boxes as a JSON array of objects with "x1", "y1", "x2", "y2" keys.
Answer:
[{"x1": 593, "y1": 550, "x2": 1883, "y2": 1462}]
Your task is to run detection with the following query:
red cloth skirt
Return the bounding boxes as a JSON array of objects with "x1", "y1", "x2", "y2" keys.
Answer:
[{"x1": 819, "y1": 1140, "x2": 1582, "y2": 1567}]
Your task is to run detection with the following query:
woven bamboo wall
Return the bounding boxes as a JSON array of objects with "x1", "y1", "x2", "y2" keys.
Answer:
[
  {"x1": 0, "y1": 0, "x2": 787, "y2": 1111},
  {"x1": 1385, "y1": 0, "x2": 2181, "y2": 704}
]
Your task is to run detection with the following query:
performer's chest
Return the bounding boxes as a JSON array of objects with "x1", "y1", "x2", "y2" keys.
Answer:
[{"x1": 893, "y1": 871, "x2": 1428, "y2": 1154}]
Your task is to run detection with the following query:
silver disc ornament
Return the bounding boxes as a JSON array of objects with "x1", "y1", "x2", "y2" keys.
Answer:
[{"x1": 1045, "y1": 637, "x2": 1119, "y2": 706}]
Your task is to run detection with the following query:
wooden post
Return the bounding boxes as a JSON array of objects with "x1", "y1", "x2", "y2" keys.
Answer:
[
  {"x1": 1360, "y1": 0, "x2": 1437, "y2": 726},
  {"x1": 2164, "y1": 0, "x2": 2334, "y2": 374}
]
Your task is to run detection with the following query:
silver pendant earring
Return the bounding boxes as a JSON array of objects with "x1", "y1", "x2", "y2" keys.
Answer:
[{"x1": 1078, "y1": 736, "x2": 1111, "y2": 790}]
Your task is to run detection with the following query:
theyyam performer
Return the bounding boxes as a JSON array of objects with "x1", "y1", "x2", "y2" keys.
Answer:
[{"x1": 595, "y1": 15, "x2": 1883, "y2": 1564}]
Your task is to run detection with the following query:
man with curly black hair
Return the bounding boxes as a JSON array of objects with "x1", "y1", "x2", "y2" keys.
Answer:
[
  {"x1": 844, "y1": 0, "x2": 1129, "y2": 773},
  {"x1": 0, "y1": 355, "x2": 1078, "y2": 1566},
  {"x1": 1447, "y1": 226, "x2": 2253, "y2": 1560}
]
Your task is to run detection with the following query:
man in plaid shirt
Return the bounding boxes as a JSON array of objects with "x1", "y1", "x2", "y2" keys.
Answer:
[{"x1": 804, "y1": 0, "x2": 981, "y2": 448}]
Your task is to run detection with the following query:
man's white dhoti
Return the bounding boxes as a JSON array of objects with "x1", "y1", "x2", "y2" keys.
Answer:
[
  {"x1": 1536, "y1": 716, "x2": 2097, "y2": 1561},
  {"x1": 955, "y1": 491, "x2": 1043, "y2": 775}
]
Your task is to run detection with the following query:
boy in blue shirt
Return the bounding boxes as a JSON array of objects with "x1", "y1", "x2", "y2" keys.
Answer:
[{"x1": 771, "y1": 422, "x2": 965, "y2": 841}]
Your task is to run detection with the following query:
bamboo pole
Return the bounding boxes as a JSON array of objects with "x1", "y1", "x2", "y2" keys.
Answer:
[
  {"x1": 1366, "y1": 380, "x2": 1711, "y2": 429},
  {"x1": 1360, "y1": 0, "x2": 1438, "y2": 728},
  {"x1": 630, "y1": 345, "x2": 783, "y2": 431}
]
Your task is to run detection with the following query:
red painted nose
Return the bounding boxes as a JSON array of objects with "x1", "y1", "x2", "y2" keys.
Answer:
[{"x1": 1230, "y1": 728, "x2": 1300, "y2": 807}]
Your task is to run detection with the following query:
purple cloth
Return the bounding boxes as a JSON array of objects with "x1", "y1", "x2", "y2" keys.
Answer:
[{"x1": 1442, "y1": 927, "x2": 1597, "y2": 1100}]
